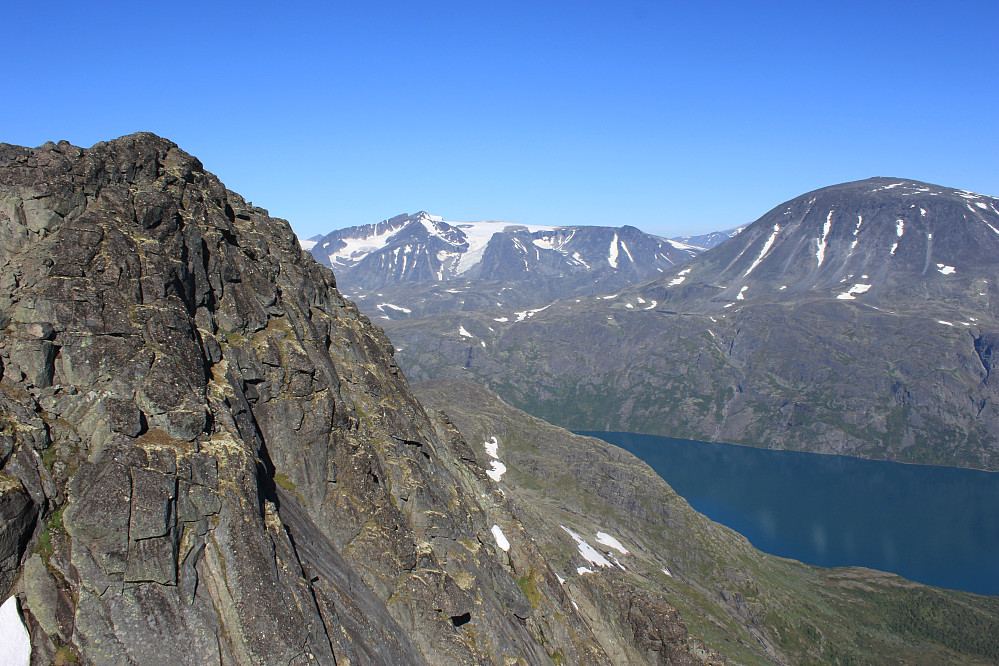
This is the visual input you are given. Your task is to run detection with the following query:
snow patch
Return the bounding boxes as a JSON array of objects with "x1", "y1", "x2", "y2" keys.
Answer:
[
  {"x1": 608, "y1": 233, "x2": 620, "y2": 268},
  {"x1": 936, "y1": 264, "x2": 956, "y2": 275},
  {"x1": 667, "y1": 238, "x2": 699, "y2": 250},
  {"x1": 836, "y1": 284, "x2": 872, "y2": 300},
  {"x1": 644, "y1": 300, "x2": 657, "y2": 310},
  {"x1": 896, "y1": 219, "x2": 905, "y2": 237},
  {"x1": 620, "y1": 240, "x2": 635, "y2": 263},
  {"x1": 938, "y1": 320, "x2": 954, "y2": 327},
  {"x1": 299, "y1": 239, "x2": 317, "y2": 251},
  {"x1": 745, "y1": 224, "x2": 780, "y2": 277},
  {"x1": 377, "y1": 303, "x2": 411, "y2": 313},
  {"x1": 487, "y1": 460, "x2": 507, "y2": 482},
  {"x1": 483, "y1": 436, "x2": 506, "y2": 480},
  {"x1": 667, "y1": 276, "x2": 686, "y2": 287},
  {"x1": 459, "y1": 326, "x2": 473, "y2": 338},
  {"x1": 815, "y1": 211, "x2": 833, "y2": 266},
  {"x1": 736, "y1": 285, "x2": 748, "y2": 301},
  {"x1": 595, "y1": 532, "x2": 629, "y2": 554},
  {"x1": 981, "y1": 218, "x2": 999, "y2": 235},
  {"x1": 514, "y1": 305, "x2": 550, "y2": 322},
  {"x1": 493, "y1": 317, "x2": 509, "y2": 322},
  {"x1": 661, "y1": 566, "x2": 673, "y2": 577},
  {"x1": 561, "y1": 526, "x2": 613, "y2": 568},
  {"x1": 577, "y1": 567, "x2": 595, "y2": 575},
  {"x1": 328, "y1": 225, "x2": 401, "y2": 267},
  {"x1": 491, "y1": 525, "x2": 510, "y2": 551},
  {"x1": 484, "y1": 436, "x2": 499, "y2": 459},
  {"x1": 0, "y1": 596, "x2": 30, "y2": 666}
]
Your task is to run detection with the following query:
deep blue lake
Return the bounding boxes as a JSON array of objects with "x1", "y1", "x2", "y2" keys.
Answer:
[{"x1": 578, "y1": 431, "x2": 999, "y2": 597}]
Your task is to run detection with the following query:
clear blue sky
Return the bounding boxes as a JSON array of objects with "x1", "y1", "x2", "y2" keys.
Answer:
[{"x1": 3, "y1": 0, "x2": 996, "y2": 238}]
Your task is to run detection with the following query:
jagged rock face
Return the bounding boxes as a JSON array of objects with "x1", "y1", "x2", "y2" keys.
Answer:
[
  {"x1": 388, "y1": 178, "x2": 999, "y2": 470},
  {"x1": 0, "y1": 135, "x2": 708, "y2": 664},
  {"x1": 308, "y1": 213, "x2": 698, "y2": 320}
]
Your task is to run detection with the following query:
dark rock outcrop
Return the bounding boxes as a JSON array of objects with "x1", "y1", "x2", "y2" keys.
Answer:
[{"x1": 0, "y1": 134, "x2": 708, "y2": 664}]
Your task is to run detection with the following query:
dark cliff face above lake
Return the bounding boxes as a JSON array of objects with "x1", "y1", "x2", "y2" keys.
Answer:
[{"x1": 0, "y1": 134, "x2": 712, "y2": 664}]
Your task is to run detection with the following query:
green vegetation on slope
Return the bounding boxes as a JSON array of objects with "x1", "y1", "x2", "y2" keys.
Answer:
[{"x1": 414, "y1": 378, "x2": 999, "y2": 665}]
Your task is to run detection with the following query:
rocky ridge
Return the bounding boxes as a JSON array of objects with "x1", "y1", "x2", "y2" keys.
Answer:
[
  {"x1": 307, "y1": 212, "x2": 699, "y2": 321},
  {"x1": 0, "y1": 134, "x2": 714, "y2": 664}
]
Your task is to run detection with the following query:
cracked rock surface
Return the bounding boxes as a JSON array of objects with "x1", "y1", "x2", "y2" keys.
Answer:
[{"x1": 0, "y1": 134, "x2": 715, "y2": 664}]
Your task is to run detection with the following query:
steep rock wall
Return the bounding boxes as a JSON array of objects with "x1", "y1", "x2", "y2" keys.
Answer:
[{"x1": 0, "y1": 134, "x2": 703, "y2": 664}]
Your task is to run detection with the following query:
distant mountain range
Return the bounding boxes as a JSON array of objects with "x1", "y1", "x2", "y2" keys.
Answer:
[
  {"x1": 385, "y1": 178, "x2": 999, "y2": 470},
  {"x1": 303, "y1": 212, "x2": 722, "y2": 319},
  {"x1": 668, "y1": 226, "x2": 744, "y2": 250}
]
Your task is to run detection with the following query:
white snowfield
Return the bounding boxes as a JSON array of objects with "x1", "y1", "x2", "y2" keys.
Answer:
[
  {"x1": 491, "y1": 524, "x2": 511, "y2": 551},
  {"x1": 594, "y1": 531, "x2": 629, "y2": 554},
  {"x1": 836, "y1": 283, "x2": 872, "y2": 300},
  {"x1": 0, "y1": 596, "x2": 31, "y2": 666},
  {"x1": 514, "y1": 305, "x2": 549, "y2": 322},
  {"x1": 745, "y1": 224, "x2": 780, "y2": 277},
  {"x1": 815, "y1": 211, "x2": 833, "y2": 266},
  {"x1": 319, "y1": 214, "x2": 578, "y2": 276},
  {"x1": 561, "y1": 526, "x2": 613, "y2": 569},
  {"x1": 483, "y1": 436, "x2": 506, "y2": 482},
  {"x1": 486, "y1": 458, "x2": 506, "y2": 482},
  {"x1": 608, "y1": 233, "x2": 620, "y2": 268},
  {"x1": 376, "y1": 303, "x2": 411, "y2": 313}
]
